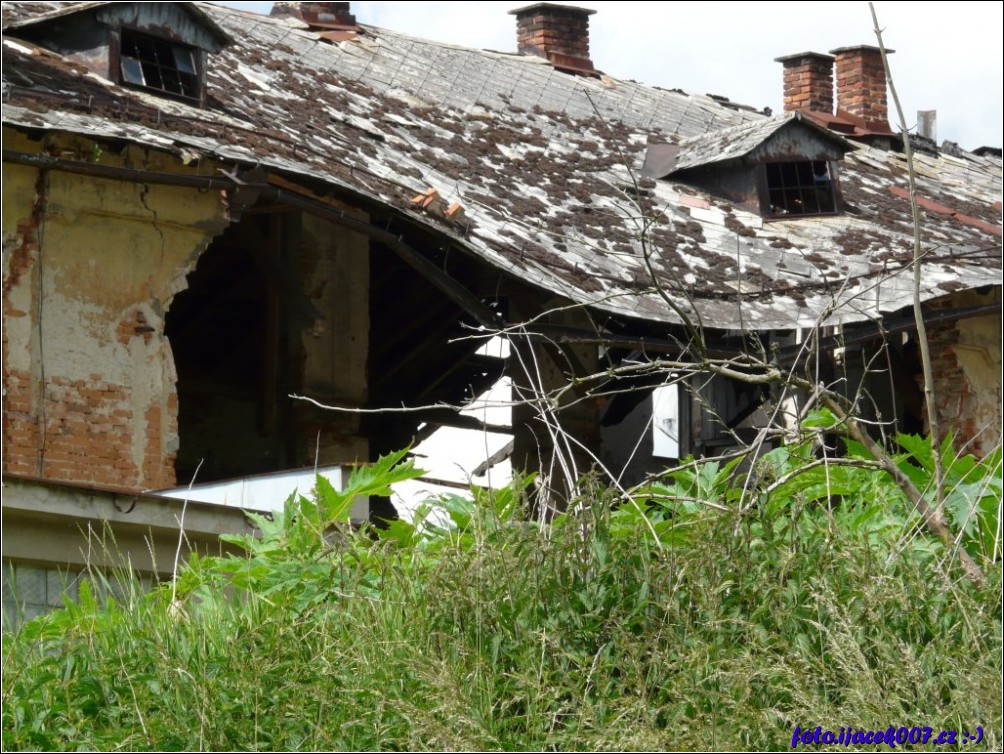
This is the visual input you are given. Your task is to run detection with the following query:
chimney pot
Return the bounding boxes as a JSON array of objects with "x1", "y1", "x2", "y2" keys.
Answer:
[
  {"x1": 774, "y1": 51, "x2": 834, "y2": 114},
  {"x1": 917, "y1": 110, "x2": 937, "y2": 142},
  {"x1": 509, "y1": 3, "x2": 597, "y2": 75},
  {"x1": 829, "y1": 45, "x2": 894, "y2": 129},
  {"x1": 271, "y1": 2, "x2": 357, "y2": 28}
]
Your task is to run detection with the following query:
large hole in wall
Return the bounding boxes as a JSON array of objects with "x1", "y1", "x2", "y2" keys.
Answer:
[
  {"x1": 836, "y1": 335, "x2": 925, "y2": 441},
  {"x1": 165, "y1": 216, "x2": 294, "y2": 484}
]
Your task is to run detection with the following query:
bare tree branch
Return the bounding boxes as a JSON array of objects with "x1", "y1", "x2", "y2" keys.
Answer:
[{"x1": 870, "y1": 2, "x2": 946, "y2": 513}]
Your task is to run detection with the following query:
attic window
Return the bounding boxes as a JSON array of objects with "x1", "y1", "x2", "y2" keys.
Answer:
[
  {"x1": 764, "y1": 160, "x2": 838, "y2": 217},
  {"x1": 119, "y1": 28, "x2": 200, "y2": 102}
]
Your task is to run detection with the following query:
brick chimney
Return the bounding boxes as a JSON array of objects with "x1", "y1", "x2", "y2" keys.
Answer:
[
  {"x1": 271, "y1": 2, "x2": 356, "y2": 28},
  {"x1": 509, "y1": 3, "x2": 596, "y2": 75},
  {"x1": 830, "y1": 45, "x2": 893, "y2": 128},
  {"x1": 774, "y1": 52, "x2": 834, "y2": 114}
]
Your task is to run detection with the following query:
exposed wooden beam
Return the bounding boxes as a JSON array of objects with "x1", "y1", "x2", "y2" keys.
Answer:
[
  {"x1": 3, "y1": 151, "x2": 506, "y2": 331},
  {"x1": 472, "y1": 439, "x2": 514, "y2": 477},
  {"x1": 264, "y1": 175, "x2": 505, "y2": 330}
]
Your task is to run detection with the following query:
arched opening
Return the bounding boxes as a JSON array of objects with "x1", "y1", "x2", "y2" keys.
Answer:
[{"x1": 165, "y1": 215, "x2": 296, "y2": 484}]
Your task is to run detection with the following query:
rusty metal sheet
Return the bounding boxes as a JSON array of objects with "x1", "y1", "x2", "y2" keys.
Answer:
[{"x1": 318, "y1": 29, "x2": 360, "y2": 44}]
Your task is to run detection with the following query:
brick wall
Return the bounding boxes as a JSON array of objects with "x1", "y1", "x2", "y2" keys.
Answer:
[
  {"x1": 270, "y1": 1, "x2": 356, "y2": 26},
  {"x1": 831, "y1": 45, "x2": 890, "y2": 127},
  {"x1": 2, "y1": 133, "x2": 228, "y2": 494},
  {"x1": 512, "y1": 4, "x2": 595, "y2": 65},
  {"x1": 924, "y1": 300, "x2": 1002, "y2": 457},
  {"x1": 3, "y1": 371, "x2": 176, "y2": 489},
  {"x1": 776, "y1": 52, "x2": 834, "y2": 114}
]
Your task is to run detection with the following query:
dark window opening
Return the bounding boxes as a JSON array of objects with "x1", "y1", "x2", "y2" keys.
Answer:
[
  {"x1": 765, "y1": 160, "x2": 838, "y2": 217},
  {"x1": 119, "y1": 28, "x2": 200, "y2": 102}
]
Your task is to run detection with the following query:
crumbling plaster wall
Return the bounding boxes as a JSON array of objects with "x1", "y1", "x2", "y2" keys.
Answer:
[
  {"x1": 2, "y1": 130, "x2": 229, "y2": 490},
  {"x1": 926, "y1": 288, "x2": 1002, "y2": 457}
]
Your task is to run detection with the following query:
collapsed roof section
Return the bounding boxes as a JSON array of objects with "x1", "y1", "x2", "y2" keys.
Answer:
[{"x1": 3, "y1": 1, "x2": 1001, "y2": 331}]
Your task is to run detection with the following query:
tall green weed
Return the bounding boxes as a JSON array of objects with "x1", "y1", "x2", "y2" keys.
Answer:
[{"x1": 3, "y1": 439, "x2": 1000, "y2": 751}]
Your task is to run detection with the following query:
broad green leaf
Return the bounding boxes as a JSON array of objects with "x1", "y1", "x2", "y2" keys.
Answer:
[
  {"x1": 337, "y1": 448, "x2": 427, "y2": 503},
  {"x1": 802, "y1": 408, "x2": 840, "y2": 428},
  {"x1": 377, "y1": 518, "x2": 419, "y2": 547},
  {"x1": 896, "y1": 433, "x2": 935, "y2": 471},
  {"x1": 315, "y1": 473, "x2": 353, "y2": 523}
]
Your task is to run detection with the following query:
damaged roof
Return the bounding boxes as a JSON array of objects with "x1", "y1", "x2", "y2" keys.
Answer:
[
  {"x1": 4, "y1": 0, "x2": 234, "y2": 47},
  {"x1": 2, "y1": 1, "x2": 1001, "y2": 331},
  {"x1": 655, "y1": 110, "x2": 854, "y2": 176}
]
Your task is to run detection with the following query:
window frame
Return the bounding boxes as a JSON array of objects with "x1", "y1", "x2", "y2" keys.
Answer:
[
  {"x1": 113, "y1": 26, "x2": 205, "y2": 106},
  {"x1": 758, "y1": 159, "x2": 842, "y2": 219}
]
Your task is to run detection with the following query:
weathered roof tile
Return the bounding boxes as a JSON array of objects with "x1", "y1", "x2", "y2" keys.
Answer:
[{"x1": 2, "y1": 1, "x2": 1000, "y2": 330}]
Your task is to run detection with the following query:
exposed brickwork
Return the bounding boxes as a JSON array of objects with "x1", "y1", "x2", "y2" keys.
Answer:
[
  {"x1": 142, "y1": 402, "x2": 176, "y2": 487},
  {"x1": 1, "y1": 140, "x2": 231, "y2": 500},
  {"x1": 776, "y1": 52, "x2": 834, "y2": 113},
  {"x1": 116, "y1": 309, "x2": 156, "y2": 346},
  {"x1": 511, "y1": 4, "x2": 594, "y2": 65},
  {"x1": 2, "y1": 370, "x2": 176, "y2": 490},
  {"x1": 2, "y1": 370, "x2": 40, "y2": 477},
  {"x1": 2, "y1": 173, "x2": 43, "y2": 479},
  {"x1": 924, "y1": 317, "x2": 1002, "y2": 458},
  {"x1": 831, "y1": 45, "x2": 890, "y2": 127},
  {"x1": 3, "y1": 173, "x2": 43, "y2": 296}
]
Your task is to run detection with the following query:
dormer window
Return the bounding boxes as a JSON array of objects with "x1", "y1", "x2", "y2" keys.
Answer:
[
  {"x1": 4, "y1": 2, "x2": 233, "y2": 110},
  {"x1": 764, "y1": 160, "x2": 838, "y2": 217},
  {"x1": 643, "y1": 111, "x2": 853, "y2": 221},
  {"x1": 120, "y1": 29, "x2": 201, "y2": 102}
]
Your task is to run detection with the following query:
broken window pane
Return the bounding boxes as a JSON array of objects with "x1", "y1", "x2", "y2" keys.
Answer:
[
  {"x1": 651, "y1": 383, "x2": 680, "y2": 459},
  {"x1": 173, "y1": 46, "x2": 197, "y2": 74},
  {"x1": 765, "y1": 160, "x2": 837, "y2": 217},
  {"x1": 120, "y1": 56, "x2": 145, "y2": 85},
  {"x1": 119, "y1": 29, "x2": 200, "y2": 102}
]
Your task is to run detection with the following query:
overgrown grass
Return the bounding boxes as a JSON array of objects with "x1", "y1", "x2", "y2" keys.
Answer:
[{"x1": 3, "y1": 441, "x2": 1001, "y2": 751}]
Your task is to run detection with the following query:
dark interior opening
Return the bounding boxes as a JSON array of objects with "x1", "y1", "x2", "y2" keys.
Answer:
[
  {"x1": 364, "y1": 239, "x2": 504, "y2": 453},
  {"x1": 166, "y1": 216, "x2": 294, "y2": 484},
  {"x1": 120, "y1": 28, "x2": 200, "y2": 102},
  {"x1": 765, "y1": 160, "x2": 838, "y2": 217}
]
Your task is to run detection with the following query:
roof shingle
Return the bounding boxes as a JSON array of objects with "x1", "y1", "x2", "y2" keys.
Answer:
[{"x1": 2, "y1": 1, "x2": 1000, "y2": 330}]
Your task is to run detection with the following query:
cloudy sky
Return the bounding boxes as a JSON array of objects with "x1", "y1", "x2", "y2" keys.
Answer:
[{"x1": 217, "y1": 1, "x2": 1003, "y2": 150}]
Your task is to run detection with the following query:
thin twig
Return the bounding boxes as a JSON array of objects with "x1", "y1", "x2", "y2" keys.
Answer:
[
  {"x1": 869, "y1": 2, "x2": 945, "y2": 512},
  {"x1": 170, "y1": 458, "x2": 203, "y2": 607}
]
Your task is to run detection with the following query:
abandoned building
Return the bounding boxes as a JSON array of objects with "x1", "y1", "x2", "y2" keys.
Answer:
[{"x1": 2, "y1": 1, "x2": 1001, "y2": 620}]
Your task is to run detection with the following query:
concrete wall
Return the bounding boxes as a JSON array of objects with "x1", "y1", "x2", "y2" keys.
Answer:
[
  {"x1": 2, "y1": 475, "x2": 257, "y2": 628},
  {"x1": 1, "y1": 477, "x2": 256, "y2": 576},
  {"x1": 2, "y1": 130, "x2": 229, "y2": 490}
]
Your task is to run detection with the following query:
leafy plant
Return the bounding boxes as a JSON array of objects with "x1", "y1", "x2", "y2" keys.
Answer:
[{"x1": 3, "y1": 442, "x2": 1001, "y2": 751}]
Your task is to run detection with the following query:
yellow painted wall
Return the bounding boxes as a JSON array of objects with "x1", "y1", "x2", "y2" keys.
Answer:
[{"x1": 2, "y1": 128, "x2": 229, "y2": 489}]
